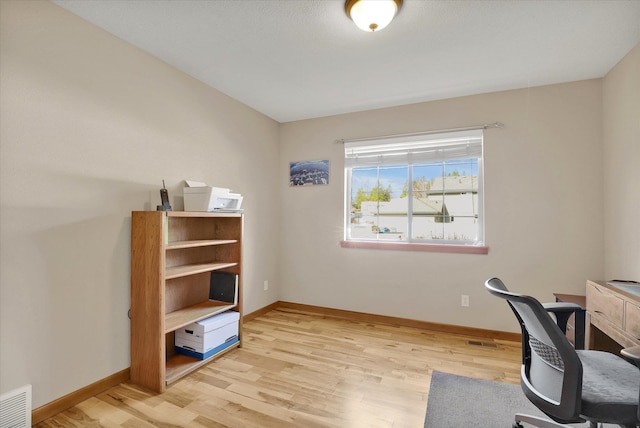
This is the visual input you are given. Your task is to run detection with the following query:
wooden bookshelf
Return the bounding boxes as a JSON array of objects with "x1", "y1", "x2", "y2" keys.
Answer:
[{"x1": 130, "y1": 211, "x2": 243, "y2": 393}]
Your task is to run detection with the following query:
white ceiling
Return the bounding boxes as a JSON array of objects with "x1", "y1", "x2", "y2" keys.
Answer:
[{"x1": 53, "y1": 0, "x2": 640, "y2": 123}]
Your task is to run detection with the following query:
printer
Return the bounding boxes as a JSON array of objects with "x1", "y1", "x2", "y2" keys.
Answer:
[{"x1": 183, "y1": 180, "x2": 243, "y2": 212}]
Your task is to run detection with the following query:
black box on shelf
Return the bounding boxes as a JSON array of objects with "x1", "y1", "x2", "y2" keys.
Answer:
[{"x1": 209, "y1": 272, "x2": 238, "y2": 305}]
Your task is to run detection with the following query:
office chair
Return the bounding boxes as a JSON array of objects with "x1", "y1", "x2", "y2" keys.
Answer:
[{"x1": 485, "y1": 277, "x2": 640, "y2": 428}]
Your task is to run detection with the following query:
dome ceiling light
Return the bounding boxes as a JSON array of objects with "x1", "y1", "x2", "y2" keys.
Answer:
[{"x1": 345, "y1": 0, "x2": 403, "y2": 32}]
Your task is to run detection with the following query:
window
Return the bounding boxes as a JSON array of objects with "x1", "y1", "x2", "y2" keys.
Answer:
[{"x1": 344, "y1": 129, "x2": 485, "y2": 250}]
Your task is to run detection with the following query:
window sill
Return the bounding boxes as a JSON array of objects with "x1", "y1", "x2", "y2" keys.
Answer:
[{"x1": 339, "y1": 240, "x2": 489, "y2": 254}]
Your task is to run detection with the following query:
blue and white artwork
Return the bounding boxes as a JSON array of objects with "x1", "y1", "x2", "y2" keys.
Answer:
[{"x1": 289, "y1": 160, "x2": 330, "y2": 186}]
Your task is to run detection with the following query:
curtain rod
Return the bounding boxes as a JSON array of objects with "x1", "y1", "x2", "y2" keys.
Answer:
[{"x1": 336, "y1": 122, "x2": 504, "y2": 144}]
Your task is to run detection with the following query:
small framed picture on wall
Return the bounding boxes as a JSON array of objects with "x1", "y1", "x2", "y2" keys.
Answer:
[{"x1": 289, "y1": 160, "x2": 330, "y2": 186}]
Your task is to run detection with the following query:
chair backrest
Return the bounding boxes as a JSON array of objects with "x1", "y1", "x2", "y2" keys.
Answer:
[{"x1": 485, "y1": 278, "x2": 583, "y2": 423}]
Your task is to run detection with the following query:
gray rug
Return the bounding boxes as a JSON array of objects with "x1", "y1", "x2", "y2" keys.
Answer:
[{"x1": 424, "y1": 371, "x2": 617, "y2": 428}]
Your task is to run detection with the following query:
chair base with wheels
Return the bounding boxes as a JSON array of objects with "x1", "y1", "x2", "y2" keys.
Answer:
[{"x1": 513, "y1": 413, "x2": 568, "y2": 428}]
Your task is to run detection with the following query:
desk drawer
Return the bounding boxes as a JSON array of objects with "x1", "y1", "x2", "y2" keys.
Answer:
[
  {"x1": 587, "y1": 282, "x2": 624, "y2": 329},
  {"x1": 625, "y1": 301, "x2": 640, "y2": 341}
]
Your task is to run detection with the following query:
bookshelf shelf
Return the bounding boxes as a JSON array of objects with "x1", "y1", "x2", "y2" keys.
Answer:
[
  {"x1": 165, "y1": 262, "x2": 237, "y2": 280},
  {"x1": 166, "y1": 239, "x2": 238, "y2": 250},
  {"x1": 164, "y1": 300, "x2": 236, "y2": 333}
]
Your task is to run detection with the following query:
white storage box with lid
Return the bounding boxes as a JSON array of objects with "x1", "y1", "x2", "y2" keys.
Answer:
[
  {"x1": 183, "y1": 183, "x2": 243, "y2": 212},
  {"x1": 175, "y1": 311, "x2": 240, "y2": 360}
]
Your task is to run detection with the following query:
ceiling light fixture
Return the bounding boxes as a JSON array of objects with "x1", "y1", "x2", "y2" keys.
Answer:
[{"x1": 345, "y1": 0, "x2": 402, "y2": 32}]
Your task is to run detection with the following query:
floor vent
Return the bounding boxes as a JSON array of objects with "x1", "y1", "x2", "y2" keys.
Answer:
[
  {"x1": 0, "y1": 384, "x2": 31, "y2": 428},
  {"x1": 467, "y1": 340, "x2": 498, "y2": 348}
]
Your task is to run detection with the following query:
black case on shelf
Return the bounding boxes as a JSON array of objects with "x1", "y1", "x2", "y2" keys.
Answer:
[{"x1": 209, "y1": 272, "x2": 238, "y2": 304}]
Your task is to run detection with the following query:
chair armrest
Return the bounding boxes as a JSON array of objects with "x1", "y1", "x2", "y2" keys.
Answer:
[
  {"x1": 542, "y1": 302, "x2": 586, "y2": 350},
  {"x1": 621, "y1": 345, "x2": 640, "y2": 366},
  {"x1": 542, "y1": 302, "x2": 583, "y2": 314}
]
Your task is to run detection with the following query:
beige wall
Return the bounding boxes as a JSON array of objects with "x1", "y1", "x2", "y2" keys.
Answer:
[
  {"x1": 0, "y1": 1, "x2": 280, "y2": 408},
  {"x1": 279, "y1": 80, "x2": 605, "y2": 333},
  {"x1": 1, "y1": 0, "x2": 637, "y2": 413},
  {"x1": 603, "y1": 43, "x2": 640, "y2": 280}
]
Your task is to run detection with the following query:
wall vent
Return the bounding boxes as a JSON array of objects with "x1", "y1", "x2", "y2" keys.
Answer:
[{"x1": 0, "y1": 385, "x2": 31, "y2": 428}]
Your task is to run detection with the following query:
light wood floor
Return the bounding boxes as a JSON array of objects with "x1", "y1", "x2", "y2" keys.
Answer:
[{"x1": 35, "y1": 308, "x2": 522, "y2": 427}]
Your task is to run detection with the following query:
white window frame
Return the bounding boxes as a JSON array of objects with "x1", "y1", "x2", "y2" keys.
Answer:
[{"x1": 342, "y1": 129, "x2": 488, "y2": 254}]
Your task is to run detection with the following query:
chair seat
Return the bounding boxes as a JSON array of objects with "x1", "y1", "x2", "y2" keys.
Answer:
[{"x1": 578, "y1": 350, "x2": 640, "y2": 424}]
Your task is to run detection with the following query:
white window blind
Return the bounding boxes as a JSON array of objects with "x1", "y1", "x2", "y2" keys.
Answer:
[{"x1": 344, "y1": 129, "x2": 483, "y2": 167}]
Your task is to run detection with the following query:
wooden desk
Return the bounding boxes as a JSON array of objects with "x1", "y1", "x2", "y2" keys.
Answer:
[{"x1": 585, "y1": 280, "x2": 640, "y2": 353}]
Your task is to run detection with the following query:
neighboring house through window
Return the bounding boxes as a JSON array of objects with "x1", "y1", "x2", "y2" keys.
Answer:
[{"x1": 344, "y1": 129, "x2": 484, "y2": 249}]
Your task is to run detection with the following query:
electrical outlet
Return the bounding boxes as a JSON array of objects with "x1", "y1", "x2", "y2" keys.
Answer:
[
  {"x1": 461, "y1": 295, "x2": 470, "y2": 307},
  {"x1": 263, "y1": 280, "x2": 269, "y2": 291}
]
